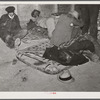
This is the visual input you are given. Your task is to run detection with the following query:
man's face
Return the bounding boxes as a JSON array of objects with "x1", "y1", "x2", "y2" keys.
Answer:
[
  {"x1": 8, "y1": 12, "x2": 14, "y2": 17},
  {"x1": 33, "y1": 11, "x2": 40, "y2": 18}
]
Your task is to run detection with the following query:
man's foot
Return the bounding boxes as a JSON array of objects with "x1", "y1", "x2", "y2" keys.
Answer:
[
  {"x1": 91, "y1": 54, "x2": 99, "y2": 62},
  {"x1": 83, "y1": 51, "x2": 99, "y2": 62}
]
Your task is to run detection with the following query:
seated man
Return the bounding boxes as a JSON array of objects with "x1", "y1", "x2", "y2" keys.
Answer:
[
  {"x1": 27, "y1": 9, "x2": 60, "y2": 38},
  {"x1": 0, "y1": 6, "x2": 22, "y2": 48},
  {"x1": 27, "y1": 9, "x2": 48, "y2": 38}
]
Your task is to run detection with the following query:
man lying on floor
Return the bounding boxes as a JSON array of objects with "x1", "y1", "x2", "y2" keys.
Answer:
[{"x1": 43, "y1": 10, "x2": 99, "y2": 83}]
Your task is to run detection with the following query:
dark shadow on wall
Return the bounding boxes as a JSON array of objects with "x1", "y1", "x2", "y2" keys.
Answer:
[{"x1": 58, "y1": 4, "x2": 71, "y2": 14}]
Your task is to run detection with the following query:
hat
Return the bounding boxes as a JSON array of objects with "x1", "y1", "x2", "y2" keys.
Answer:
[
  {"x1": 69, "y1": 11, "x2": 79, "y2": 19},
  {"x1": 31, "y1": 9, "x2": 40, "y2": 17},
  {"x1": 5, "y1": 6, "x2": 15, "y2": 13},
  {"x1": 51, "y1": 12, "x2": 61, "y2": 16},
  {"x1": 51, "y1": 12, "x2": 68, "y2": 16}
]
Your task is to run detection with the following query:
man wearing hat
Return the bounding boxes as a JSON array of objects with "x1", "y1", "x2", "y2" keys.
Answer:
[
  {"x1": 30, "y1": 9, "x2": 47, "y2": 28},
  {"x1": 50, "y1": 10, "x2": 83, "y2": 47},
  {"x1": 0, "y1": 6, "x2": 22, "y2": 48},
  {"x1": 28, "y1": 9, "x2": 60, "y2": 38}
]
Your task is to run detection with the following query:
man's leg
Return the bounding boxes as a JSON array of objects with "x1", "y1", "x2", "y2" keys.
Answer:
[
  {"x1": 13, "y1": 29, "x2": 28, "y2": 40},
  {"x1": 66, "y1": 39, "x2": 95, "y2": 53},
  {"x1": 80, "y1": 5, "x2": 90, "y2": 35},
  {"x1": 85, "y1": 33, "x2": 100, "y2": 60},
  {"x1": 89, "y1": 5, "x2": 99, "y2": 40},
  {"x1": 0, "y1": 30, "x2": 8, "y2": 42}
]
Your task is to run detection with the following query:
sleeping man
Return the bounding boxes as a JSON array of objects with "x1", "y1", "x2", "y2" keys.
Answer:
[{"x1": 43, "y1": 10, "x2": 98, "y2": 83}]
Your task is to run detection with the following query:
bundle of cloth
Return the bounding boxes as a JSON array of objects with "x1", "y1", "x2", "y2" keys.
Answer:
[{"x1": 43, "y1": 34, "x2": 95, "y2": 66}]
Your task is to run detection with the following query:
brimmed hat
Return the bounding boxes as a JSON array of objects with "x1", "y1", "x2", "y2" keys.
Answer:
[
  {"x1": 51, "y1": 12, "x2": 67, "y2": 16},
  {"x1": 31, "y1": 9, "x2": 40, "y2": 17},
  {"x1": 5, "y1": 6, "x2": 15, "y2": 13},
  {"x1": 69, "y1": 11, "x2": 79, "y2": 19},
  {"x1": 51, "y1": 12, "x2": 61, "y2": 16}
]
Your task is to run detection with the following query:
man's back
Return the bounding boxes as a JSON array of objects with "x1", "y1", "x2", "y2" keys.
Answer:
[{"x1": 50, "y1": 14, "x2": 75, "y2": 46}]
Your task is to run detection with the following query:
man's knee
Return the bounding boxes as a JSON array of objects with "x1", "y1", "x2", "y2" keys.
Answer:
[{"x1": 90, "y1": 24, "x2": 98, "y2": 39}]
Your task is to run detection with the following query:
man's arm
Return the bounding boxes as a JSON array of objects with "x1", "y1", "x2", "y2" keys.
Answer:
[
  {"x1": 73, "y1": 18, "x2": 83, "y2": 27},
  {"x1": 71, "y1": 18, "x2": 83, "y2": 39},
  {"x1": 0, "y1": 14, "x2": 8, "y2": 27},
  {"x1": 15, "y1": 15, "x2": 22, "y2": 29}
]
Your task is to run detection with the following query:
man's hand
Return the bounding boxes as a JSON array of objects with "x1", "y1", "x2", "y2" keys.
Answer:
[{"x1": 84, "y1": 33, "x2": 95, "y2": 42}]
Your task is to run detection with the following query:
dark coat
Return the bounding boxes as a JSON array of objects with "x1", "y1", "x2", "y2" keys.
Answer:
[
  {"x1": 50, "y1": 14, "x2": 83, "y2": 47},
  {"x1": 0, "y1": 13, "x2": 21, "y2": 41}
]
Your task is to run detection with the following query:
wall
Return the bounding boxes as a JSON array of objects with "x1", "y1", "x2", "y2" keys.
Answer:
[
  {"x1": 0, "y1": 4, "x2": 58, "y2": 28},
  {"x1": 17, "y1": 4, "x2": 39, "y2": 22},
  {"x1": 17, "y1": 4, "x2": 58, "y2": 28},
  {"x1": 0, "y1": 4, "x2": 73, "y2": 28},
  {"x1": 57, "y1": 4, "x2": 74, "y2": 14},
  {"x1": 38, "y1": 4, "x2": 58, "y2": 17},
  {"x1": 0, "y1": 4, "x2": 17, "y2": 16},
  {"x1": 17, "y1": 4, "x2": 38, "y2": 28}
]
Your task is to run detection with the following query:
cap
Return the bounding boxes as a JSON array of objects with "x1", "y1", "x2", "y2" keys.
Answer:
[{"x1": 5, "y1": 6, "x2": 15, "y2": 13}]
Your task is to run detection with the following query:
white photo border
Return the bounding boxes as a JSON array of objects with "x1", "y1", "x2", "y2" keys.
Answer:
[{"x1": 0, "y1": 1, "x2": 100, "y2": 99}]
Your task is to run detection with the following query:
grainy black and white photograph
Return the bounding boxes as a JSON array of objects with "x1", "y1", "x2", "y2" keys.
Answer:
[{"x1": 0, "y1": 1, "x2": 100, "y2": 94}]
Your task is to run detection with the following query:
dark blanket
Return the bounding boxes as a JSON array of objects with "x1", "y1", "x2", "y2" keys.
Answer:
[{"x1": 43, "y1": 39, "x2": 95, "y2": 66}]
